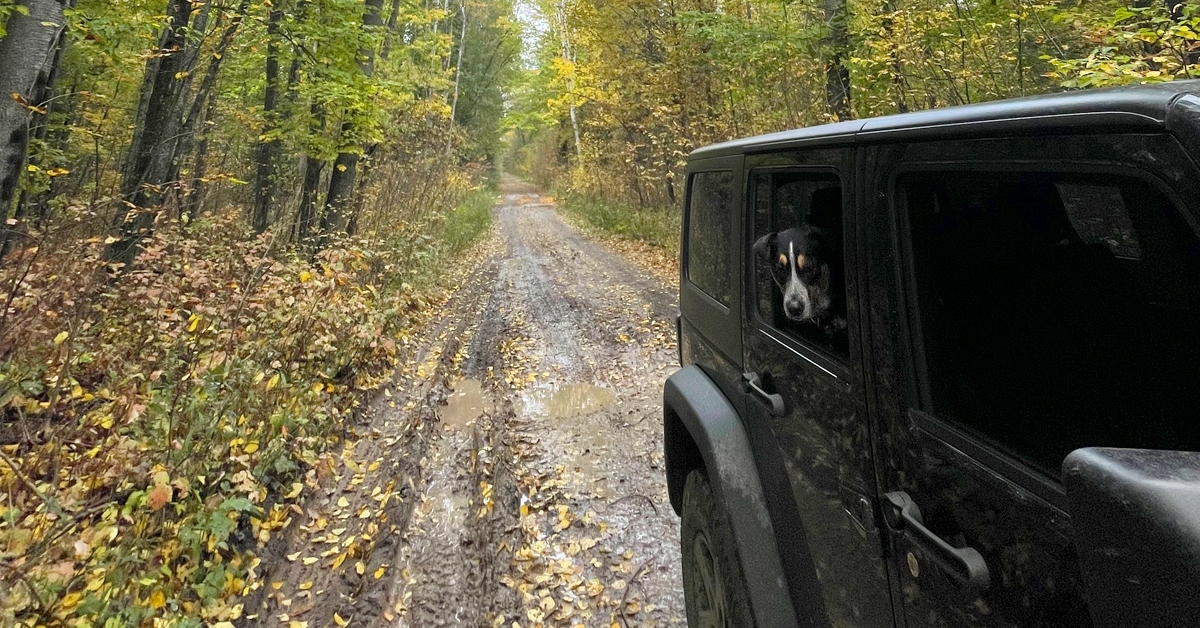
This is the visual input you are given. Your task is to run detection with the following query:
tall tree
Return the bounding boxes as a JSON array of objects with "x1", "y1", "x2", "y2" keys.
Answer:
[
  {"x1": 106, "y1": 0, "x2": 195, "y2": 264},
  {"x1": 252, "y1": 5, "x2": 284, "y2": 233},
  {"x1": 823, "y1": 0, "x2": 851, "y2": 120},
  {"x1": 320, "y1": 0, "x2": 385, "y2": 240},
  {"x1": 0, "y1": 0, "x2": 67, "y2": 222}
]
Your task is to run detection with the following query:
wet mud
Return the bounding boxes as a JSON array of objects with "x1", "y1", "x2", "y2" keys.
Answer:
[{"x1": 250, "y1": 175, "x2": 684, "y2": 627}]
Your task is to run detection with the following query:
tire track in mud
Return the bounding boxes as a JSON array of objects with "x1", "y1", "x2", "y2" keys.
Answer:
[{"x1": 249, "y1": 177, "x2": 685, "y2": 628}]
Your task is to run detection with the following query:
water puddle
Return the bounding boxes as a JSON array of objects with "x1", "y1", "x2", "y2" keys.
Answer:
[
  {"x1": 517, "y1": 383, "x2": 614, "y2": 419},
  {"x1": 518, "y1": 383, "x2": 618, "y2": 499},
  {"x1": 442, "y1": 379, "x2": 492, "y2": 429}
]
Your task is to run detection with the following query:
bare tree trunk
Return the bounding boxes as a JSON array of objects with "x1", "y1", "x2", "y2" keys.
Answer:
[
  {"x1": 555, "y1": 0, "x2": 582, "y2": 158},
  {"x1": 446, "y1": 0, "x2": 468, "y2": 155},
  {"x1": 184, "y1": 84, "x2": 220, "y2": 220},
  {"x1": 252, "y1": 6, "x2": 283, "y2": 233},
  {"x1": 1, "y1": 0, "x2": 71, "y2": 261},
  {"x1": 823, "y1": 0, "x2": 851, "y2": 120},
  {"x1": 0, "y1": 0, "x2": 66, "y2": 223},
  {"x1": 106, "y1": 0, "x2": 194, "y2": 265},
  {"x1": 380, "y1": 0, "x2": 404, "y2": 60},
  {"x1": 297, "y1": 154, "x2": 323, "y2": 245},
  {"x1": 320, "y1": 0, "x2": 384, "y2": 243}
]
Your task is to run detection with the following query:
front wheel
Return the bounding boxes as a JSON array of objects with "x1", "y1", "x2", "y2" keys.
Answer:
[{"x1": 681, "y1": 469, "x2": 755, "y2": 628}]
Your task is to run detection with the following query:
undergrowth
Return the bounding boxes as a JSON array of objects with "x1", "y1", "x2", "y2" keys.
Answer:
[
  {"x1": 557, "y1": 193, "x2": 681, "y2": 255},
  {"x1": 0, "y1": 188, "x2": 494, "y2": 626}
]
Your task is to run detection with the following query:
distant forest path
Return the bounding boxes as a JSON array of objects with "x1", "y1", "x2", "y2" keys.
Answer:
[{"x1": 250, "y1": 176, "x2": 686, "y2": 627}]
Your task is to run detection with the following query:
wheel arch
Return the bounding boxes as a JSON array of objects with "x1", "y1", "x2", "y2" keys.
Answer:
[{"x1": 663, "y1": 365, "x2": 800, "y2": 628}]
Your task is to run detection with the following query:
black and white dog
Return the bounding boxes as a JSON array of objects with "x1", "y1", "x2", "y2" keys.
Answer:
[{"x1": 754, "y1": 226, "x2": 846, "y2": 333}]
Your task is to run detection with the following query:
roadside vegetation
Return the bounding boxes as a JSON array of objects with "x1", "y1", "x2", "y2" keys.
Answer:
[
  {"x1": 0, "y1": 0, "x2": 513, "y2": 624},
  {"x1": 558, "y1": 194, "x2": 680, "y2": 254},
  {"x1": 504, "y1": 0, "x2": 1200, "y2": 243}
]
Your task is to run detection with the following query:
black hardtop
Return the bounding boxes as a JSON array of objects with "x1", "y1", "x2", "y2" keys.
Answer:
[{"x1": 689, "y1": 80, "x2": 1200, "y2": 161}]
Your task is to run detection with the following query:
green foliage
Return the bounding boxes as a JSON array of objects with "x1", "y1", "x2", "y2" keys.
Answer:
[
  {"x1": 443, "y1": 187, "x2": 497, "y2": 254},
  {"x1": 559, "y1": 191, "x2": 680, "y2": 254},
  {"x1": 1046, "y1": 3, "x2": 1200, "y2": 87},
  {"x1": 0, "y1": 0, "x2": 518, "y2": 622},
  {"x1": 0, "y1": 0, "x2": 29, "y2": 39},
  {"x1": 0, "y1": 184, "x2": 485, "y2": 622}
]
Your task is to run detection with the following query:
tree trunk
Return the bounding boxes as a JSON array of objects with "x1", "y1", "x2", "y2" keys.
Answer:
[
  {"x1": 0, "y1": 0, "x2": 71, "y2": 261},
  {"x1": 319, "y1": 0, "x2": 384, "y2": 243},
  {"x1": 380, "y1": 0, "x2": 403, "y2": 60},
  {"x1": 0, "y1": 0, "x2": 66, "y2": 222},
  {"x1": 446, "y1": 0, "x2": 467, "y2": 155},
  {"x1": 106, "y1": 0, "x2": 193, "y2": 265},
  {"x1": 184, "y1": 83, "x2": 220, "y2": 221},
  {"x1": 297, "y1": 155, "x2": 323, "y2": 245},
  {"x1": 556, "y1": 0, "x2": 582, "y2": 158},
  {"x1": 252, "y1": 7, "x2": 283, "y2": 234},
  {"x1": 823, "y1": 0, "x2": 851, "y2": 121},
  {"x1": 175, "y1": 0, "x2": 248, "y2": 219}
]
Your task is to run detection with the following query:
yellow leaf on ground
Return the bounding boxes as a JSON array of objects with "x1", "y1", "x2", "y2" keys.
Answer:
[
  {"x1": 374, "y1": 566, "x2": 386, "y2": 579},
  {"x1": 355, "y1": 561, "x2": 365, "y2": 575},
  {"x1": 334, "y1": 613, "x2": 349, "y2": 627},
  {"x1": 302, "y1": 557, "x2": 318, "y2": 565},
  {"x1": 298, "y1": 581, "x2": 313, "y2": 590},
  {"x1": 149, "y1": 590, "x2": 166, "y2": 609}
]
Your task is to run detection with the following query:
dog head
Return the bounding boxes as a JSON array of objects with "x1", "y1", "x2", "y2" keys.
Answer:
[{"x1": 754, "y1": 226, "x2": 837, "y2": 323}]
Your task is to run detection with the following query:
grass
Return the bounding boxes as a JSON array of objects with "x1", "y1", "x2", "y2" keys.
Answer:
[
  {"x1": 559, "y1": 194, "x2": 681, "y2": 254},
  {"x1": 443, "y1": 187, "x2": 496, "y2": 254}
]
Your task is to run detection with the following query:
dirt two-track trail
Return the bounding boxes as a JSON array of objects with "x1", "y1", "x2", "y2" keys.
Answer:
[{"x1": 247, "y1": 176, "x2": 687, "y2": 628}]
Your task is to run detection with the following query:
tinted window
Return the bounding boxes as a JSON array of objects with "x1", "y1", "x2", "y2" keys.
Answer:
[
  {"x1": 751, "y1": 171, "x2": 848, "y2": 358},
  {"x1": 687, "y1": 171, "x2": 735, "y2": 306},
  {"x1": 904, "y1": 171, "x2": 1200, "y2": 473}
]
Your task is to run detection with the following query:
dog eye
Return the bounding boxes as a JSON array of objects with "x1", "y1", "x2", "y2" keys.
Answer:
[{"x1": 777, "y1": 254, "x2": 787, "y2": 267}]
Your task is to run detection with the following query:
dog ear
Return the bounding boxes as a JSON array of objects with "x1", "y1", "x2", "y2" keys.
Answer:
[{"x1": 753, "y1": 232, "x2": 777, "y2": 262}]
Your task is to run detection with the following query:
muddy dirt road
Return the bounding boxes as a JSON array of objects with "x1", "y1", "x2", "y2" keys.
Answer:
[{"x1": 250, "y1": 176, "x2": 685, "y2": 627}]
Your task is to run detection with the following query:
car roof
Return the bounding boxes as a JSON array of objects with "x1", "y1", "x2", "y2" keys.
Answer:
[{"x1": 689, "y1": 80, "x2": 1200, "y2": 161}]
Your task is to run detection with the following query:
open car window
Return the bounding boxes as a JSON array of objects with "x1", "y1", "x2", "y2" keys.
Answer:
[{"x1": 751, "y1": 170, "x2": 849, "y2": 359}]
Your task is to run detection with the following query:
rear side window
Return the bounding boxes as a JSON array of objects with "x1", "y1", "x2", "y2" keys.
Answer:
[
  {"x1": 903, "y1": 171, "x2": 1200, "y2": 473},
  {"x1": 687, "y1": 171, "x2": 735, "y2": 306},
  {"x1": 751, "y1": 171, "x2": 848, "y2": 358}
]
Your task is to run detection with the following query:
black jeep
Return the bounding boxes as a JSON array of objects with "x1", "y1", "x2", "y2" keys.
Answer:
[{"x1": 663, "y1": 80, "x2": 1200, "y2": 628}]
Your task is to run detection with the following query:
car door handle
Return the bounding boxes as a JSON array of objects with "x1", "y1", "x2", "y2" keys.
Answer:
[
  {"x1": 883, "y1": 491, "x2": 991, "y2": 591},
  {"x1": 742, "y1": 372, "x2": 785, "y2": 416}
]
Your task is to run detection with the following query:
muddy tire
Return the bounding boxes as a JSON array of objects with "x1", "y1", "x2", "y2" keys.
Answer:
[{"x1": 681, "y1": 469, "x2": 756, "y2": 628}]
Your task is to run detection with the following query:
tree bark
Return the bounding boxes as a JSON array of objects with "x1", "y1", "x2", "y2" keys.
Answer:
[
  {"x1": 319, "y1": 0, "x2": 384, "y2": 242},
  {"x1": 446, "y1": 0, "x2": 467, "y2": 155},
  {"x1": 184, "y1": 81, "x2": 220, "y2": 220},
  {"x1": 297, "y1": 154, "x2": 323, "y2": 245},
  {"x1": 106, "y1": 0, "x2": 194, "y2": 265},
  {"x1": 252, "y1": 7, "x2": 283, "y2": 233},
  {"x1": 0, "y1": 0, "x2": 66, "y2": 221},
  {"x1": 1, "y1": 0, "x2": 72, "y2": 261},
  {"x1": 823, "y1": 0, "x2": 851, "y2": 121},
  {"x1": 555, "y1": 0, "x2": 582, "y2": 158},
  {"x1": 173, "y1": 0, "x2": 249, "y2": 213}
]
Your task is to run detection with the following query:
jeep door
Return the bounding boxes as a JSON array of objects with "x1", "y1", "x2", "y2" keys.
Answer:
[
  {"x1": 739, "y1": 146, "x2": 894, "y2": 628},
  {"x1": 862, "y1": 131, "x2": 1200, "y2": 627}
]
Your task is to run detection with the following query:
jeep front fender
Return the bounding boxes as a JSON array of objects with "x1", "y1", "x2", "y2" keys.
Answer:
[{"x1": 663, "y1": 365, "x2": 799, "y2": 628}]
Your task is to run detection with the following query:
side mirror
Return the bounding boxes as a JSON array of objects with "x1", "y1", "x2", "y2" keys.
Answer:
[{"x1": 1063, "y1": 448, "x2": 1200, "y2": 628}]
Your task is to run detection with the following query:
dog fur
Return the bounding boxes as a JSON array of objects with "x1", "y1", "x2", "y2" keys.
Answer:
[{"x1": 754, "y1": 226, "x2": 846, "y2": 332}]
